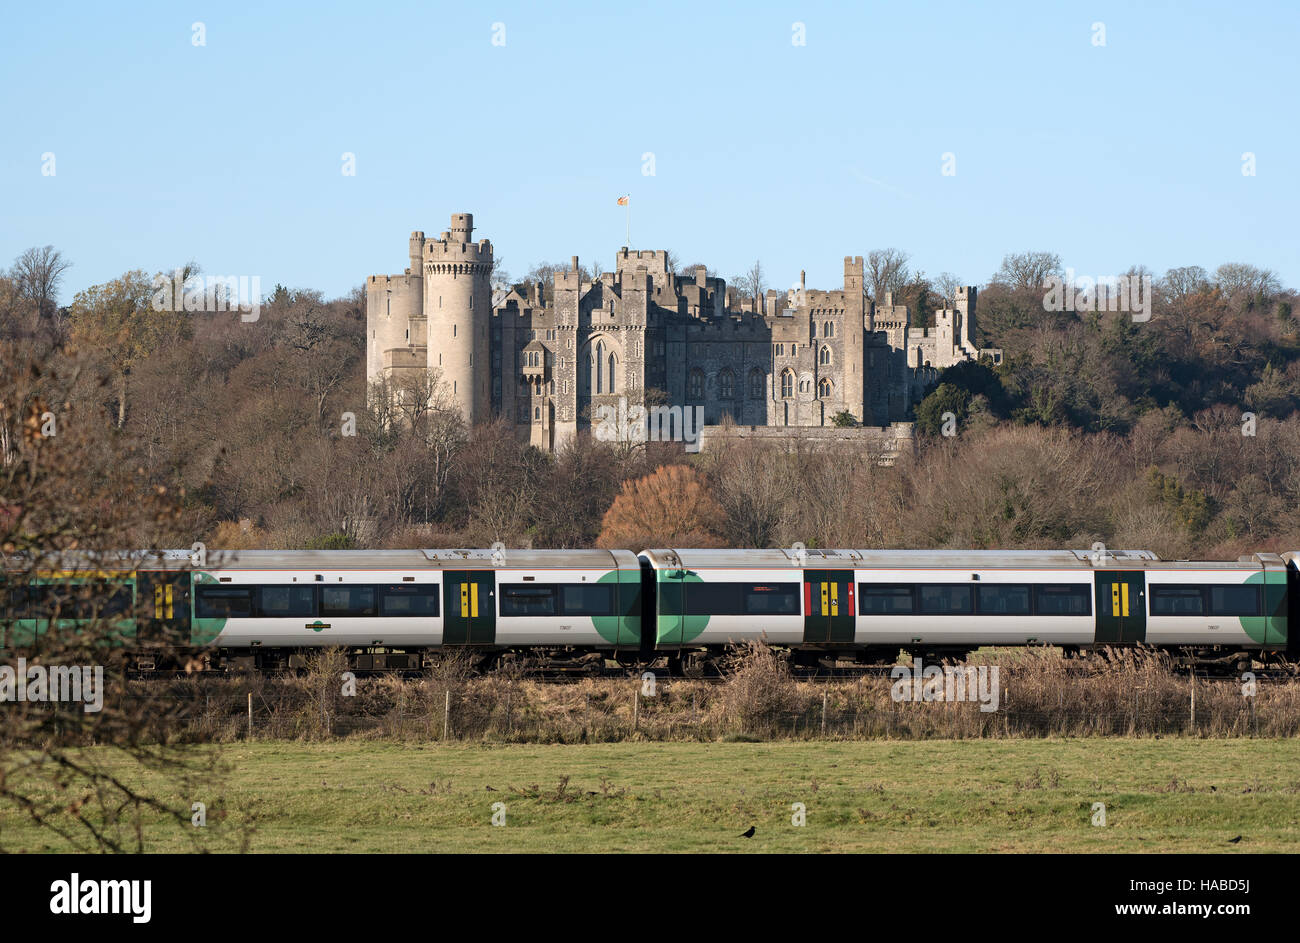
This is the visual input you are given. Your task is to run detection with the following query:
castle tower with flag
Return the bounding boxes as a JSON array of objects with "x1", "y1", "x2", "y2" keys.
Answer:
[{"x1": 366, "y1": 211, "x2": 999, "y2": 454}]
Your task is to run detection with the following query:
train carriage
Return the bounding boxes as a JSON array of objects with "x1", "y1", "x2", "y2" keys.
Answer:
[
  {"x1": 637, "y1": 547, "x2": 1295, "y2": 667},
  {"x1": 2, "y1": 546, "x2": 1296, "y2": 673}
]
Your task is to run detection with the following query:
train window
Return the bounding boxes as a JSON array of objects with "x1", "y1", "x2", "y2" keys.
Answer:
[
  {"x1": 560, "y1": 584, "x2": 615, "y2": 616},
  {"x1": 5, "y1": 584, "x2": 49, "y2": 619},
  {"x1": 381, "y1": 584, "x2": 439, "y2": 617},
  {"x1": 685, "y1": 582, "x2": 741, "y2": 615},
  {"x1": 1034, "y1": 584, "x2": 1091, "y2": 616},
  {"x1": 40, "y1": 581, "x2": 134, "y2": 620},
  {"x1": 1149, "y1": 585, "x2": 1204, "y2": 616},
  {"x1": 918, "y1": 585, "x2": 974, "y2": 615},
  {"x1": 255, "y1": 586, "x2": 316, "y2": 618},
  {"x1": 195, "y1": 586, "x2": 254, "y2": 618},
  {"x1": 319, "y1": 585, "x2": 377, "y2": 618},
  {"x1": 684, "y1": 582, "x2": 799, "y2": 615},
  {"x1": 858, "y1": 584, "x2": 914, "y2": 615},
  {"x1": 501, "y1": 585, "x2": 556, "y2": 616},
  {"x1": 976, "y1": 584, "x2": 1031, "y2": 615},
  {"x1": 1208, "y1": 584, "x2": 1262, "y2": 617},
  {"x1": 98, "y1": 582, "x2": 135, "y2": 617},
  {"x1": 744, "y1": 584, "x2": 799, "y2": 615}
]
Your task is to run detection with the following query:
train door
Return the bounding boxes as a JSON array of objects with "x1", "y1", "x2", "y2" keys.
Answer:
[
  {"x1": 1094, "y1": 571, "x2": 1146, "y2": 644},
  {"x1": 803, "y1": 569, "x2": 855, "y2": 644},
  {"x1": 442, "y1": 571, "x2": 496, "y2": 645},
  {"x1": 656, "y1": 566, "x2": 685, "y2": 649},
  {"x1": 136, "y1": 571, "x2": 192, "y2": 648}
]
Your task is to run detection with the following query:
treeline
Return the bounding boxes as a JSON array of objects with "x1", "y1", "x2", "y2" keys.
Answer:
[
  {"x1": 1, "y1": 247, "x2": 1298, "y2": 560},
  {"x1": 916, "y1": 254, "x2": 1299, "y2": 435}
]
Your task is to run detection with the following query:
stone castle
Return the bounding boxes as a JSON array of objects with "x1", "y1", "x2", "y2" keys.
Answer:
[{"x1": 366, "y1": 213, "x2": 1000, "y2": 453}]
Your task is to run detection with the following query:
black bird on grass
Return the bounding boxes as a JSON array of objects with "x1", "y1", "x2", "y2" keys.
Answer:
[
  {"x1": 740, "y1": 826, "x2": 756, "y2": 838},
  {"x1": 1228, "y1": 835, "x2": 1243, "y2": 844}
]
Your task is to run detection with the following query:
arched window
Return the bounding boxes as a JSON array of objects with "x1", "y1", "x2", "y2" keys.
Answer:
[
  {"x1": 819, "y1": 346, "x2": 831, "y2": 365},
  {"x1": 780, "y1": 369, "x2": 794, "y2": 398},
  {"x1": 748, "y1": 368, "x2": 764, "y2": 399},
  {"x1": 819, "y1": 378, "x2": 832, "y2": 397},
  {"x1": 689, "y1": 368, "x2": 705, "y2": 399},
  {"x1": 534, "y1": 406, "x2": 540, "y2": 420},
  {"x1": 824, "y1": 321, "x2": 834, "y2": 337},
  {"x1": 719, "y1": 369, "x2": 734, "y2": 399},
  {"x1": 608, "y1": 353, "x2": 616, "y2": 393},
  {"x1": 799, "y1": 378, "x2": 811, "y2": 393},
  {"x1": 595, "y1": 341, "x2": 604, "y2": 394}
]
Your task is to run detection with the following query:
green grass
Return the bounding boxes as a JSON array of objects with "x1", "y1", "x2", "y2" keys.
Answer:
[{"x1": 5, "y1": 739, "x2": 1300, "y2": 852}]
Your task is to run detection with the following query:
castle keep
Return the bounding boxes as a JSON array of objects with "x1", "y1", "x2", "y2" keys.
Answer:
[{"x1": 366, "y1": 213, "x2": 1000, "y2": 452}]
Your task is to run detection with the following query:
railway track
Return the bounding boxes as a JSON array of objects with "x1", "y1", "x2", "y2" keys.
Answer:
[{"x1": 124, "y1": 662, "x2": 1300, "y2": 683}]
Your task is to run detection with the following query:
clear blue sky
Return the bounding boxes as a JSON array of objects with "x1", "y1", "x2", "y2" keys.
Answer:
[{"x1": 2, "y1": 0, "x2": 1296, "y2": 303}]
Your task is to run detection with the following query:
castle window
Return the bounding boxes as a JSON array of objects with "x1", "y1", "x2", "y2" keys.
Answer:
[
  {"x1": 453, "y1": 324, "x2": 457, "y2": 337},
  {"x1": 819, "y1": 347, "x2": 831, "y2": 365},
  {"x1": 825, "y1": 321, "x2": 834, "y2": 337},
  {"x1": 595, "y1": 341, "x2": 605, "y2": 394},
  {"x1": 799, "y1": 378, "x2": 811, "y2": 394},
  {"x1": 689, "y1": 369, "x2": 705, "y2": 399},
  {"x1": 534, "y1": 406, "x2": 540, "y2": 420},
  {"x1": 791, "y1": 344, "x2": 796, "y2": 356},
  {"x1": 748, "y1": 368, "x2": 764, "y2": 399},
  {"x1": 719, "y1": 369, "x2": 734, "y2": 399},
  {"x1": 780, "y1": 369, "x2": 794, "y2": 398},
  {"x1": 774, "y1": 343, "x2": 784, "y2": 357},
  {"x1": 608, "y1": 353, "x2": 617, "y2": 393},
  {"x1": 819, "y1": 378, "x2": 832, "y2": 397}
]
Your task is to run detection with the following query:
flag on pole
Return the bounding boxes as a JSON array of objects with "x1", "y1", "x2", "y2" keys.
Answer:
[{"x1": 617, "y1": 195, "x2": 629, "y2": 206}]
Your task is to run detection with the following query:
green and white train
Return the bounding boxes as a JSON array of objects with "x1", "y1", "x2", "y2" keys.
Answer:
[{"x1": 2, "y1": 548, "x2": 1296, "y2": 672}]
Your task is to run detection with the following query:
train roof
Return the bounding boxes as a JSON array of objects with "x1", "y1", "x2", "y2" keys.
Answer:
[
  {"x1": 638, "y1": 548, "x2": 1280, "y2": 571},
  {"x1": 196, "y1": 549, "x2": 642, "y2": 571},
  {"x1": 1, "y1": 549, "x2": 640, "y2": 572},
  {"x1": 4, "y1": 548, "x2": 1293, "y2": 573}
]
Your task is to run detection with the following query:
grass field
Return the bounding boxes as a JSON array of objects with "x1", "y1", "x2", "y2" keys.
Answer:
[{"x1": 4, "y1": 738, "x2": 1300, "y2": 852}]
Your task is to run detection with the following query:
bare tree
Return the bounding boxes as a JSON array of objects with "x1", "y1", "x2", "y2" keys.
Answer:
[
  {"x1": 866, "y1": 248, "x2": 911, "y2": 301},
  {"x1": 992, "y1": 251, "x2": 1062, "y2": 293},
  {"x1": 489, "y1": 256, "x2": 512, "y2": 290},
  {"x1": 10, "y1": 246, "x2": 72, "y2": 335},
  {"x1": 1214, "y1": 263, "x2": 1281, "y2": 303},
  {"x1": 735, "y1": 259, "x2": 766, "y2": 303},
  {"x1": 1159, "y1": 265, "x2": 1211, "y2": 309},
  {"x1": 933, "y1": 272, "x2": 963, "y2": 303}
]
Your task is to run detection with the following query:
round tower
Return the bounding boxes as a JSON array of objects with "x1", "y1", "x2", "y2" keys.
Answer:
[{"x1": 423, "y1": 212, "x2": 493, "y2": 424}]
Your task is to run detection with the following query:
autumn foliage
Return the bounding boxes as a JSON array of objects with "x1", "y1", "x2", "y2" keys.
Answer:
[{"x1": 596, "y1": 464, "x2": 725, "y2": 549}]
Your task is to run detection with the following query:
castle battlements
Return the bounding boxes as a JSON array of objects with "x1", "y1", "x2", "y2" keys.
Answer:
[{"x1": 366, "y1": 212, "x2": 989, "y2": 450}]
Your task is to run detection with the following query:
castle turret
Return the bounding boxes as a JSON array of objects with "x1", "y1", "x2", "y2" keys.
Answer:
[
  {"x1": 424, "y1": 212, "x2": 493, "y2": 424},
  {"x1": 408, "y1": 231, "x2": 424, "y2": 275},
  {"x1": 366, "y1": 231, "x2": 426, "y2": 394}
]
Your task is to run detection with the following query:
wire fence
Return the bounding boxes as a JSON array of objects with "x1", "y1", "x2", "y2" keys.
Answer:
[{"x1": 104, "y1": 672, "x2": 1298, "y2": 743}]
